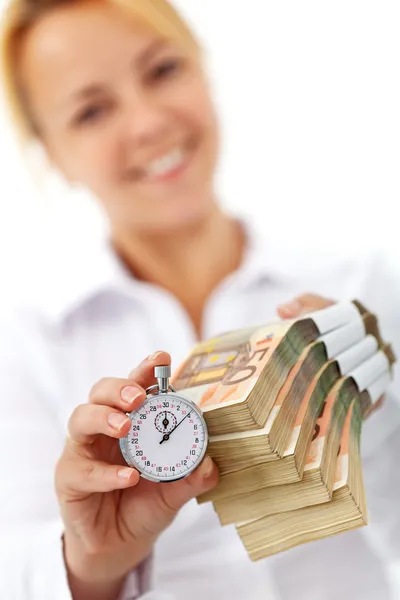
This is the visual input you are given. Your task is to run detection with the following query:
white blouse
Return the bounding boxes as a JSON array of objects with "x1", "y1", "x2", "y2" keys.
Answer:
[{"x1": 1, "y1": 220, "x2": 400, "y2": 600}]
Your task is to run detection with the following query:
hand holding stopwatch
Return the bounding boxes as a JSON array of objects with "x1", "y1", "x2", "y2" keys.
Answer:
[
  {"x1": 57, "y1": 356, "x2": 216, "y2": 591},
  {"x1": 120, "y1": 365, "x2": 209, "y2": 482}
]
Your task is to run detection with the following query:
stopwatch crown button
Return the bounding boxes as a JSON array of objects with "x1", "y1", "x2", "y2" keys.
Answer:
[
  {"x1": 155, "y1": 365, "x2": 171, "y2": 394},
  {"x1": 155, "y1": 365, "x2": 171, "y2": 378}
]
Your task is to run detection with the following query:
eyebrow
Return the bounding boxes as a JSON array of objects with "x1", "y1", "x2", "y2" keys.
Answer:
[
  {"x1": 67, "y1": 39, "x2": 170, "y2": 105},
  {"x1": 133, "y1": 38, "x2": 170, "y2": 67}
]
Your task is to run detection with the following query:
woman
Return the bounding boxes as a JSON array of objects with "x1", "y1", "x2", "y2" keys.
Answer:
[{"x1": 1, "y1": 1, "x2": 400, "y2": 599}]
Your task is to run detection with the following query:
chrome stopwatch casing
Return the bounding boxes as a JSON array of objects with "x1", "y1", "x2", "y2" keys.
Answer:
[{"x1": 119, "y1": 366, "x2": 209, "y2": 483}]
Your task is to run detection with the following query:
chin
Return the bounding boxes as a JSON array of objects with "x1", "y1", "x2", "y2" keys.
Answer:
[
  {"x1": 167, "y1": 195, "x2": 215, "y2": 229},
  {"x1": 137, "y1": 189, "x2": 215, "y2": 233}
]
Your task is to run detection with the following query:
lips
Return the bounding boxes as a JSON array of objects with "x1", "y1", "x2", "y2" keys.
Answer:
[
  {"x1": 145, "y1": 146, "x2": 186, "y2": 179},
  {"x1": 126, "y1": 138, "x2": 197, "y2": 184}
]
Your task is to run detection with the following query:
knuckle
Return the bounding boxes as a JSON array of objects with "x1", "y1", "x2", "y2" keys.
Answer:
[
  {"x1": 54, "y1": 456, "x2": 65, "y2": 491},
  {"x1": 54, "y1": 453, "x2": 75, "y2": 494},
  {"x1": 180, "y1": 470, "x2": 203, "y2": 498},
  {"x1": 298, "y1": 293, "x2": 334, "y2": 309},
  {"x1": 82, "y1": 461, "x2": 97, "y2": 482},
  {"x1": 88, "y1": 377, "x2": 112, "y2": 403},
  {"x1": 158, "y1": 486, "x2": 181, "y2": 517},
  {"x1": 181, "y1": 475, "x2": 198, "y2": 496},
  {"x1": 69, "y1": 404, "x2": 87, "y2": 428},
  {"x1": 297, "y1": 293, "x2": 315, "y2": 303},
  {"x1": 127, "y1": 365, "x2": 140, "y2": 379}
]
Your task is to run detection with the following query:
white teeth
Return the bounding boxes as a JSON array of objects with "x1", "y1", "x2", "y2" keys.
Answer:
[{"x1": 145, "y1": 147, "x2": 185, "y2": 178}]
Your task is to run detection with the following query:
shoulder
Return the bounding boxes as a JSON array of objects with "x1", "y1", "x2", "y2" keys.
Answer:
[
  {"x1": 262, "y1": 233, "x2": 399, "y2": 335},
  {"x1": 268, "y1": 238, "x2": 400, "y2": 398},
  {"x1": 0, "y1": 224, "x2": 132, "y2": 330},
  {"x1": 0, "y1": 294, "x2": 56, "y2": 371},
  {"x1": 276, "y1": 239, "x2": 400, "y2": 388},
  {"x1": 0, "y1": 228, "x2": 72, "y2": 376},
  {"x1": 245, "y1": 215, "x2": 398, "y2": 319},
  {"x1": 263, "y1": 235, "x2": 388, "y2": 297}
]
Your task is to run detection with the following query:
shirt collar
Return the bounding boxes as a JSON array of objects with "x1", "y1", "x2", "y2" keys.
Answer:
[{"x1": 34, "y1": 215, "x2": 284, "y2": 325}]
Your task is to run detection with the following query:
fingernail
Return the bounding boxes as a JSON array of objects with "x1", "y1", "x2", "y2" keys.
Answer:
[
  {"x1": 148, "y1": 351, "x2": 164, "y2": 361},
  {"x1": 121, "y1": 386, "x2": 143, "y2": 405},
  {"x1": 279, "y1": 300, "x2": 302, "y2": 314},
  {"x1": 108, "y1": 413, "x2": 130, "y2": 430},
  {"x1": 199, "y1": 456, "x2": 214, "y2": 479},
  {"x1": 118, "y1": 467, "x2": 134, "y2": 480}
]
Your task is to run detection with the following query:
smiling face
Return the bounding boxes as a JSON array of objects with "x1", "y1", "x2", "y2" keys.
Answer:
[{"x1": 17, "y1": 2, "x2": 220, "y2": 232}]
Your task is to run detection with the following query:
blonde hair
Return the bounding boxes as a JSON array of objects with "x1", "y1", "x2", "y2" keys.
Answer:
[{"x1": 0, "y1": 0, "x2": 201, "y2": 143}]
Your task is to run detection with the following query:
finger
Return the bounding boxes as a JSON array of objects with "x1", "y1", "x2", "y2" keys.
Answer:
[
  {"x1": 58, "y1": 457, "x2": 140, "y2": 495},
  {"x1": 128, "y1": 351, "x2": 171, "y2": 389},
  {"x1": 296, "y1": 293, "x2": 335, "y2": 312},
  {"x1": 88, "y1": 352, "x2": 171, "y2": 413},
  {"x1": 364, "y1": 394, "x2": 385, "y2": 419},
  {"x1": 277, "y1": 299, "x2": 303, "y2": 319},
  {"x1": 158, "y1": 456, "x2": 219, "y2": 513},
  {"x1": 277, "y1": 294, "x2": 335, "y2": 319},
  {"x1": 89, "y1": 377, "x2": 146, "y2": 413},
  {"x1": 67, "y1": 404, "x2": 132, "y2": 446}
]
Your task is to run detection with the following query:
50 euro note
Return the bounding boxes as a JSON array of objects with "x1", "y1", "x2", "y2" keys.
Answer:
[
  {"x1": 198, "y1": 340, "x2": 394, "y2": 505},
  {"x1": 212, "y1": 344, "x2": 393, "y2": 524},
  {"x1": 172, "y1": 301, "x2": 365, "y2": 436},
  {"x1": 274, "y1": 340, "x2": 395, "y2": 482},
  {"x1": 205, "y1": 315, "x2": 377, "y2": 476},
  {"x1": 235, "y1": 397, "x2": 367, "y2": 561}
]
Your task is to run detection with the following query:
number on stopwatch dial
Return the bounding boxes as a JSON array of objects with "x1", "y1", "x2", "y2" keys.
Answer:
[{"x1": 120, "y1": 393, "x2": 208, "y2": 482}]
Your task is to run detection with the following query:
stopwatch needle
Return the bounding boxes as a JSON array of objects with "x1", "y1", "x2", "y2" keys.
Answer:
[
  {"x1": 159, "y1": 410, "x2": 192, "y2": 444},
  {"x1": 162, "y1": 411, "x2": 169, "y2": 429}
]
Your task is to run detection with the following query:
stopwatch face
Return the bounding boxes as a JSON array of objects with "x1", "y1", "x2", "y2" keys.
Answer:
[{"x1": 120, "y1": 392, "x2": 208, "y2": 482}]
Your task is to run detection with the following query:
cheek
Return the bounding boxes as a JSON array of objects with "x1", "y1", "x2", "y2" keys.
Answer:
[
  {"x1": 199, "y1": 105, "x2": 220, "y2": 175},
  {"x1": 187, "y1": 97, "x2": 219, "y2": 174},
  {"x1": 87, "y1": 145, "x2": 120, "y2": 193},
  {"x1": 194, "y1": 94, "x2": 218, "y2": 141},
  {"x1": 57, "y1": 134, "x2": 120, "y2": 194},
  {"x1": 177, "y1": 77, "x2": 219, "y2": 142}
]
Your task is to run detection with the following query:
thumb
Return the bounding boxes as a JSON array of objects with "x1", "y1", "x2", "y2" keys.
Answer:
[
  {"x1": 277, "y1": 294, "x2": 335, "y2": 319},
  {"x1": 128, "y1": 351, "x2": 171, "y2": 390},
  {"x1": 161, "y1": 456, "x2": 219, "y2": 511}
]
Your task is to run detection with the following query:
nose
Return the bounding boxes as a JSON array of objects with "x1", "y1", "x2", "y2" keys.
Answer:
[{"x1": 121, "y1": 89, "x2": 172, "y2": 148}]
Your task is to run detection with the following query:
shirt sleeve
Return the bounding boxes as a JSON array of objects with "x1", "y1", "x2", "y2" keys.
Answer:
[
  {"x1": 358, "y1": 252, "x2": 400, "y2": 401},
  {"x1": 120, "y1": 555, "x2": 154, "y2": 599},
  {"x1": 0, "y1": 308, "x2": 152, "y2": 599},
  {"x1": 354, "y1": 252, "x2": 400, "y2": 456},
  {"x1": 353, "y1": 254, "x2": 400, "y2": 570}
]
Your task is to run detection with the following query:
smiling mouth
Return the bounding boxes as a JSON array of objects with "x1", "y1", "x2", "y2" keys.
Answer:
[{"x1": 127, "y1": 138, "x2": 197, "y2": 184}]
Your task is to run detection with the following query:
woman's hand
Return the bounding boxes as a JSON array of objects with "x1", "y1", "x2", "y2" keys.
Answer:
[
  {"x1": 277, "y1": 293, "x2": 385, "y2": 416},
  {"x1": 277, "y1": 293, "x2": 335, "y2": 320},
  {"x1": 55, "y1": 351, "x2": 218, "y2": 600}
]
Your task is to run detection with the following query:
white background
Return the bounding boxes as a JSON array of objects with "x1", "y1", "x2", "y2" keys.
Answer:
[{"x1": 0, "y1": 0, "x2": 399, "y2": 284}]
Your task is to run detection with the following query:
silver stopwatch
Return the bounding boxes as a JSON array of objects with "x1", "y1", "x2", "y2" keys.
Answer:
[{"x1": 120, "y1": 365, "x2": 209, "y2": 482}]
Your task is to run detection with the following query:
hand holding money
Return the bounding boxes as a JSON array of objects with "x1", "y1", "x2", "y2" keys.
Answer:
[
  {"x1": 277, "y1": 294, "x2": 385, "y2": 416},
  {"x1": 277, "y1": 293, "x2": 335, "y2": 319}
]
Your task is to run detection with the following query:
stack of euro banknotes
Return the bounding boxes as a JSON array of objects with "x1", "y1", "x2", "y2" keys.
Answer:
[{"x1": 172, "y1": 300, "x2": 396, "y2": 561}]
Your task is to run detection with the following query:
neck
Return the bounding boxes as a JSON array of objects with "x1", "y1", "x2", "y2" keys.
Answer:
[{"x1": 111, "y1": 206, "x2": 245, "y2": 338}]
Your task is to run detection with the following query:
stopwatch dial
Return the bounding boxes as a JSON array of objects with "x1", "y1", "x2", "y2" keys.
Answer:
[
  {"x1": 154, "y1": 410, "x2": 177, "y2": 434},
  {"x1": 120, "y1": 393, "x2": 208, "y2": 482}
]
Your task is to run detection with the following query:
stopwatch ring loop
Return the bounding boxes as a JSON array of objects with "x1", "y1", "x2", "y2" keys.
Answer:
[{"x1": 145, "y1": 383, "x2": 176, "y2": 395}]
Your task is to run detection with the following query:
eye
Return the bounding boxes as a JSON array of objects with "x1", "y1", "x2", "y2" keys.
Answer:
[
  {"x1": 73, "y1": 103, "x2": 109, "y2": 127},
  {"x1": 148, "y1": 58, "x2": 183, "y2": 82}
]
